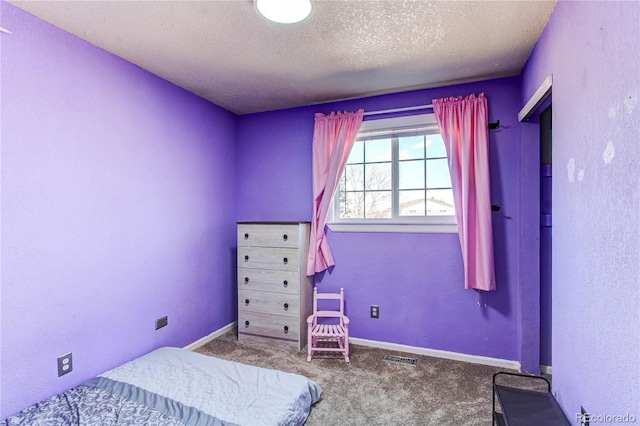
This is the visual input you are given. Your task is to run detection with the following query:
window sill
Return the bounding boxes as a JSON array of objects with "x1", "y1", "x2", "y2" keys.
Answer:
[{"x1": 327, "y1": 222, "x2": 458, "y2": 234}]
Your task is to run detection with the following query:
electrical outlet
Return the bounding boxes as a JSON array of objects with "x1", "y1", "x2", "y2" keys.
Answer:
[
  {"x1": 370, "y1": 305, "x2": 379, "y2": 318},
  {"x1": 57, "y1": 352, "x2": 73, "y2": 377},
  {"x1": 155, "y1": 316, "x2": 168, "y2": 330},
  {"x1": 580, "y1": 406, "x2": 589, "y2": 426}
]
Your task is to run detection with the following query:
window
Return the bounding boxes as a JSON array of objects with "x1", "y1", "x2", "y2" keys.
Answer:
[{"x1": 330, "y1": 114, "x2": 457, "y2": 233}]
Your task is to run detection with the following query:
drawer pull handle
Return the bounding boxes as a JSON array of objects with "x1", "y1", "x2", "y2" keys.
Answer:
[
  {"x1": 283, "y1": 303, "x2": 289, "y2": 310},
  {"x1": 283, "y1": 234, "x2": 288, "y2": 241},
  {"x1": 245, "y1": 299, "x2": 250, "y2": 305},
  {"x1": 283, "y1": 326, "x2": 289, "y2": 333},
  {"x1": 245, "y1": 320, "x2": 250, "y2": 327},
  {"x1": 283, "y1": 257, "x2": 288, "y2": 264},
  {"x1": 283, "y1": 280, "x2": 288, "y2": 287},
  {"x1": 244, "y1": 277, "x2": 249, "y2": 283},
  {"x1": 244, "y1": 255, "x2": 249, "y2": 261},
  {"x1": 244, "y1": 233, "x2": 249, "y2": 239}
]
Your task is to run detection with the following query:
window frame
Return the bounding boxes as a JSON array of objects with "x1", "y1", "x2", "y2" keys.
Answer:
[{"x1": 328, "y1": 113, "x2": 458, "y2": 234}]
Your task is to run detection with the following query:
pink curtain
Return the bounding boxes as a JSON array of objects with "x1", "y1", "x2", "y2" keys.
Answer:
[
  {"x1": 433, "y1": 94, "x2": 496, "y2": 291},
  {"x1": 307, "y1": 110, "x2": 364, "y2": 276}
]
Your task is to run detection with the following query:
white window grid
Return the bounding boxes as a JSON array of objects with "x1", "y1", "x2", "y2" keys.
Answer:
[{"x1": 331, "y1": 114, "x2": 457, "y2": 229}]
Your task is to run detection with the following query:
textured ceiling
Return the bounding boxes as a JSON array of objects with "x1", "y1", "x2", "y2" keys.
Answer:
[{"x1": 7, "y1": 0, "x2": 557, "y2": 115}]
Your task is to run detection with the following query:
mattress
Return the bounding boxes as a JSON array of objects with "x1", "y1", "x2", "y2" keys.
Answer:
[{"x1": 3, "y1": 347, "x2": 323, "y2": 425}]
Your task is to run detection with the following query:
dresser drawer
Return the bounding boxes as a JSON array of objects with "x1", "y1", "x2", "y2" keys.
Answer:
[
  {"x1": 238, "y1": 268, "x2": 299, "y2": 294},
  {"x1": 238, "y1": 224, "x2": 301, "y2": 248},
  {"x1": 238, "y1": 247, "x2": 300, "y2": 271},
  {"x1": 238, "y1": 311, "x2": 300, "y2": 342},
  {"x1": 239, "y1": 289, "x2": 299, "y2": 317}
]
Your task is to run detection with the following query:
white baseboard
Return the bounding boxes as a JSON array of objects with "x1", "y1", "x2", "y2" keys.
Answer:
[
  {"x1": 540, "y1": 365, "x2": 553, "y2": 375},
  {"x1": 184, "y1": 321, "x2": 236, "y2": 351},
  {"x1": 350, "y1": 337, "x2": 521, "y2": 371}
]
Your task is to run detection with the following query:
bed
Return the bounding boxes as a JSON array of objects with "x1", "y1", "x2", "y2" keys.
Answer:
[{"x1": 2, "y1": 347, "x2": 323, "y2": 425}]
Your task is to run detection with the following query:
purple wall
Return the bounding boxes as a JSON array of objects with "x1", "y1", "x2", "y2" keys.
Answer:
[
  {"x1": 1, "y1": 3, "x2": 237, "y2": 418},
  {"x1": 522, "y1": 0, "x2": 639, "y2": 419},
  {"x1": 237, "y1": 107, "x2": 315, "y2": 222},
  {"x1": 238, "y1": 77, "x2": 530, "y2": 362}
]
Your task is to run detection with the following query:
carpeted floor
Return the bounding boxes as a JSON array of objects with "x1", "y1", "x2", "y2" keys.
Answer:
[{"x1": 195, "y1": 332, "x2": 549, "y2": 426}]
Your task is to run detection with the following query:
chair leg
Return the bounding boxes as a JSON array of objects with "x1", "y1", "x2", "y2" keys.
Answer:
[
  {"x1": 344, "y1": 326, "x2": 350, "y2": 363},
  {"x1": 307, "y1": 323, "x2": 313, "y2": 362}
]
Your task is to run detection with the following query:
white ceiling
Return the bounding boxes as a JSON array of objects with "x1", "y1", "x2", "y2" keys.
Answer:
[{"x1": 7, "y1": 0, "x2": 557, "y2": 115}]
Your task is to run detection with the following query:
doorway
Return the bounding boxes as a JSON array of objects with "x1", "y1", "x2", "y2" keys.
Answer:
[{"x1": 539, "y1": 104, "x2": 552, "y2": 370}]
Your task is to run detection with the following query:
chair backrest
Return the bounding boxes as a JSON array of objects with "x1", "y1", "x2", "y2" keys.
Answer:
[{"x1": 312, "y1": 287, "x2": 345, "y2": 318}]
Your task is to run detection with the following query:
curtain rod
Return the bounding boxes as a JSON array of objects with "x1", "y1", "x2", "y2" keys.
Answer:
[
  {"x1": 363, "y1": 104, "x2": 501, "y2": 130},
  {"x1": 363, "y1": 104, "x2": 433, "y2": 116}
]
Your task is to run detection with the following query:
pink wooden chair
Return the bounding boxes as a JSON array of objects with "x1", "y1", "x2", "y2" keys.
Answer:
[{"x1": 306, "y1": 287, "x2": 350, "y2": 363}]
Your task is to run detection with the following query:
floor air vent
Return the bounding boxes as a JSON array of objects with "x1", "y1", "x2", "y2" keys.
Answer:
[{"x1": 383, "y1": 355, "x2": 418, "y2": 365}]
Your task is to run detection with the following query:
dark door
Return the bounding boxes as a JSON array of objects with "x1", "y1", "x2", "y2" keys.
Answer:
[{"x1": 540, "y1": 104, "x2": 552, "y2": 368}]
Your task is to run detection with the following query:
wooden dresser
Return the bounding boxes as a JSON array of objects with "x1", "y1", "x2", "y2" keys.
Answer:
[{"x1": 237, "y1": 222, "x2": 313, "y2": 351}]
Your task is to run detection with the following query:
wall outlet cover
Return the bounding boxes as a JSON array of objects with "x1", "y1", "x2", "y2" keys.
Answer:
[
  {"x1": 57, "y1": 352, "x2": 73, "y2": 377},
  {"x1": 370, "y1": 305, "x2": 379, "y2": 318}
]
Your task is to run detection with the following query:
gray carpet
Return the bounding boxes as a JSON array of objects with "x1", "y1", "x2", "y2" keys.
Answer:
[{"x1": 195, "y1": 332, "x2": 547, "y2": 426}]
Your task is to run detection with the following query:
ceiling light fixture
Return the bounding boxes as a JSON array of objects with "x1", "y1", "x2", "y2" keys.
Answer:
[{"x1": 255, "y1": 0, "x2": 312, "y2": 24}]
